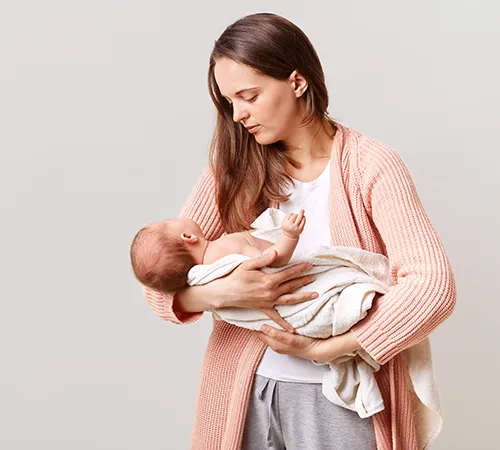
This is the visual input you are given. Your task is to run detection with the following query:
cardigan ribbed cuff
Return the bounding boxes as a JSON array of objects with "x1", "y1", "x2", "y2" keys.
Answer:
[
  {"x1": 142, "y1": 285, "x2": 203, "y2": 325},
  {"x1": 350, "y1": 313, "x2": 394, "y2": 365}
]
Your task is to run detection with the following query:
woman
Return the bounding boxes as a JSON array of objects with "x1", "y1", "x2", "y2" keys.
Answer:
[{"x1": 142, "y1": 13, "x2": 456, "y2": 450}]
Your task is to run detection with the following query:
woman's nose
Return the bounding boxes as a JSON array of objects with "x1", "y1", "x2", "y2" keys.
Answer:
[{"x1": 232, "y1": 104, "x2": 249, "y2": 123}]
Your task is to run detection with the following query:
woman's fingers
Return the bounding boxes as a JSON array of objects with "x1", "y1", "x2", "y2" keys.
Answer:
[
  {"x1": 260, "y1": 308, "x2": 295, "y2": 333},
  {"x1": 236, "y1": 250, "x2": 318, "y2": 312},
  {"x1": 279, "y1": 273, "x2": 316, "y2": 293},
  {"x1": 273, "y1": 272, "x2": 318, "y2": 305},
  {"x1": 272, "y1": 262, "x2": 313, "y2": 285},
  {"x1": 274, "y1": 290, "x2": 319, "y2": 306}
]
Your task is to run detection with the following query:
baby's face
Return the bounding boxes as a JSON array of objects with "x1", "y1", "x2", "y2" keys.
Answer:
[{"x1": 150, "y1": 217, "x2": 204, "y2": 240}]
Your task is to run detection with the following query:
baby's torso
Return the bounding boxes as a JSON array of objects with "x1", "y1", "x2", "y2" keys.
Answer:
[{"x1": 203, "y1": 232, "x2": 272, "y2": 264}]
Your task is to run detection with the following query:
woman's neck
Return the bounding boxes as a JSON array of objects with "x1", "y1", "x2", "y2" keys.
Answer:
[{"x1": 282, "y1": 118, "x2": 336, "y2": 166}]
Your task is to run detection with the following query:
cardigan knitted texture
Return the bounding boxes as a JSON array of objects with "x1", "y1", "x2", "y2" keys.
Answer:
[{"x1": 142, "y1": 123, "x2": 456, "y2": 450}]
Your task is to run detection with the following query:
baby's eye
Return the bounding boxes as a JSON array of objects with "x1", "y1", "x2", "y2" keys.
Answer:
[{"x1": 246, "y1": 95, "x2": 258, "y2": 103}]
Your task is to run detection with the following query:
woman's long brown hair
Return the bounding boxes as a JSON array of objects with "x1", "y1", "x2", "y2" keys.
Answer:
[{"x1": 207, "y1": 12, "x2": 338, "y2": 233}]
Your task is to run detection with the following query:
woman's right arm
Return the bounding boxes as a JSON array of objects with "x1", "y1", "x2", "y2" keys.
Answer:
[{"x1": 141, "y1": 166, "x2": 225, "y2": 325}]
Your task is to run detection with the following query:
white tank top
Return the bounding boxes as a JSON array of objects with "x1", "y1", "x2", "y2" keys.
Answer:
[{"x1": 255, "y1": 160, "x2": 332, "y2": 383}]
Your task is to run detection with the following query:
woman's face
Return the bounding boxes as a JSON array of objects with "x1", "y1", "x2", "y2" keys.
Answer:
[{"x1": 214, "y1": 58, "x2": 307, "y2": 145}]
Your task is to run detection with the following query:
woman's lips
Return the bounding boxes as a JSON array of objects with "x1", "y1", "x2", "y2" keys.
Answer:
[{"x1": 247, "y1": 125, "x2": 260, "y2": 133}]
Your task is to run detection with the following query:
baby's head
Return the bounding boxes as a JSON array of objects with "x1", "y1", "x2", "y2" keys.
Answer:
[{"x1": 130, "y1": 218, "x2": 206, "y2": 293}]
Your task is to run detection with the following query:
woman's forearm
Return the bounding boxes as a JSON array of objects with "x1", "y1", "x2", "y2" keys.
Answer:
[{"x1": 174, "y1": 283, "x2": 220, "y2": 314}]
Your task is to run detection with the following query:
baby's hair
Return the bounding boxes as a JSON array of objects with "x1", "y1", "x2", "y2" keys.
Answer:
[{"x1": 130, "y1": 223, "x2": 196, "y2": 293}]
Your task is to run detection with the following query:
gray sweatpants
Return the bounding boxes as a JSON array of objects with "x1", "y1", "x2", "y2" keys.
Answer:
[{"x1": 241, "y1": 374, "x2": 376, "y2": 450}]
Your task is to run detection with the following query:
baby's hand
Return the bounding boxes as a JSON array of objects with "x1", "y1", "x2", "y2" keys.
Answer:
[{"x1": 281, "y1": 209, "x2": 306, "y2": 239}]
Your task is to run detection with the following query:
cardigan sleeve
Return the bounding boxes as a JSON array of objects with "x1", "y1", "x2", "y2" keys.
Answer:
[
  {"x1": 142, "y1": 166, "x2": 225, "y2": 325},
  {"x1": 350, "y1": 137, "x2": 457, "y2": 365}
]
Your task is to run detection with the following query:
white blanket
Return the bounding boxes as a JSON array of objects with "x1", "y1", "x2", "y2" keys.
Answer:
[{"x1": 187, "y1": 209, "x2": 443, "y2": 445}]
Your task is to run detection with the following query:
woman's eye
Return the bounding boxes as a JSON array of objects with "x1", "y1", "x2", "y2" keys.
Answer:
[{"x1": 225, "y1": 95, "x2": 257, "y2": 106}]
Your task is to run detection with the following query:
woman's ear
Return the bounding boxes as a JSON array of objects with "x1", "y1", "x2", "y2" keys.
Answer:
[
  {"x1": 180, "y1": 232, "x2": 198, "y2": 245},
  {"x1": 289, "y1": 69, "x2": 308, "y2": 98}
]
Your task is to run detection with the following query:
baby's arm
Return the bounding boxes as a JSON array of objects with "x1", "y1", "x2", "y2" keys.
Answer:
[{"x1": 262, "y1": 210, "x2": 306, "y2": 267}]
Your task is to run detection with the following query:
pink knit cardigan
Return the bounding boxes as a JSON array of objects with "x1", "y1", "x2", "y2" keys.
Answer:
[{"x1": 142, "y1": 123, "x2": 456, "y2": 450}]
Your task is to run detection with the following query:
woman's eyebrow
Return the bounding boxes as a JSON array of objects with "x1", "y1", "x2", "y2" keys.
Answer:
[{"x1": 222, "y1": 86, "x2": 259, "y2": 99}]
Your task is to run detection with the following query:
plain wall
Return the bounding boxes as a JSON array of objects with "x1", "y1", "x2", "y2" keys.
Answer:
[{"x1": 1, "y1": 1, "x2": 498, "y2": 448}]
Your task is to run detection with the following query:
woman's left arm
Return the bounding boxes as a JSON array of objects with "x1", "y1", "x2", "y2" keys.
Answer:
[
  {"x1": 258, "y1": 137, "x2": 457, "y2": 365},
  {"x1": 347, "y1": 137, "x2": 457, "y2": 365}
]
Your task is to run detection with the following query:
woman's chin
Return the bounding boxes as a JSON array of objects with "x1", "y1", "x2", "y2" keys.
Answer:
[{"x1": 252, "y1": 128, "x2": 273, "y2": 144}]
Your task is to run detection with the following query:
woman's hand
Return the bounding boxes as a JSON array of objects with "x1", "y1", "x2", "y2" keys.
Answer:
[
  {"x1": 212, "y1": 250, "x2": 318, "y2": 333},
  {"x1": 256, "y1": 326, "x2": 363, "y2": 363}
]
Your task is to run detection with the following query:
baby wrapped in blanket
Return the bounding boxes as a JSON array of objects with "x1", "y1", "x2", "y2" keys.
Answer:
[{"x1": 130, "y1": 207, "x2": 392, "y2": 418}]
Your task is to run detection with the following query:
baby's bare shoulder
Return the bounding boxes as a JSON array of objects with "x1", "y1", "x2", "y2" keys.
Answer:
[
  {"x1": 215, "y1": 232, "x2": 273, "y2": 259},
  {"x1": 219, "y1": 231, "x2": 248, "y2": 246},
  {"x1": 209, "y1": 232, "x2": 248, "y2": 256},
  {"x1": 243, "y1": 232, "x2": 273, "y2": 252}
]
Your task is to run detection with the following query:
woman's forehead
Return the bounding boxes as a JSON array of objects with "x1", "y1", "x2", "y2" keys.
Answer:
[{"x1": 214, "y1": 59, "x2": 266, "y2": 96}]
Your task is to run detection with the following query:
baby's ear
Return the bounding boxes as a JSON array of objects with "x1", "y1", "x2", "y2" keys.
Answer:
[{"x1": 180, "y1": 232, "x2": 198, "y2": 245}]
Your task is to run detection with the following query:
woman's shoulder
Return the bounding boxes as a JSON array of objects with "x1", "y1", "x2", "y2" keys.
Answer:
[
  {"x1": 339, "y1": 124, "x2": 408, "y2": 176},
  {"x1": 340, "y1": 124, "x2": 398, "y2": 158}
]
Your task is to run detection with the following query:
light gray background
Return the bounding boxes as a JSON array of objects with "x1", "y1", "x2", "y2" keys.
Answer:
[{"x1": 1, "y1": 1, "x2": 498, "y2": 449}]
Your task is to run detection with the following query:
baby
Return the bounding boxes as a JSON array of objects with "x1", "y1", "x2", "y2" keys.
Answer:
[{"x1": 130, "y1": 209, "x2": 307, "y2": 293}]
